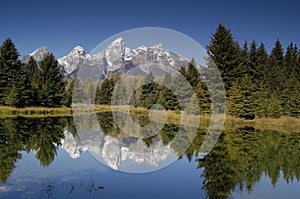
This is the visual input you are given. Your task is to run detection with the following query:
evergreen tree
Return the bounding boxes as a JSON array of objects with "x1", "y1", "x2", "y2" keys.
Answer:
[
  {"x1": 284, "y1": 43, "x2": 298, "y2": 78},
  {"x1": 95, "y1": 74, "x2": 120, "y2": 105},
  {"x1": 251, "y1": 42, "x2": 268, "y2": 86},
  {"x1": 241, "y1": 40, "x2": 249, "y2": 68},
  {"x1": 270, "y1": 39, "x2": 284, "y2": 63},
  {"x1": 255, "y1": 91, "x2": 283, "y2": 118},
  {"x1": 207, "y1": 24, "x2": 242, "y2": 90},
  {"x1": 249, "y1": 40, "x2": 258, "y2": 66},
  {"x1": 268, "y1": 39, "x2": 285, "y2": 91},
  {"x1": 5, "y1": 83, "x2": 19, "y2": 107},
  {"x1": 7, "y1": 66, "x2": 33, "y2": 108},
  {"x1": 158, "y1": 72, "x2": 180, "y2": 111},
  {"x1": 248, "y1": 40, "x2": 262, "y2": 86},
  {"x1": 280, "y1": 43, "x2": 300, "y2": 116},
  {"x1": 183, "y1": 59, "x2": 200, "y2": 89},
  {"x1": 185, "y1": 93, "x2": 200, "y2": 115},
  {"x1": 138, "y1": 72, "x2": 161, "y2": 109},
  {"x1": 256, "y1": 42, "x2": 269, "y2": 65},
  {"x1": 23, "y1": 57, "x2": 39, "y2": 106},
  {"x1": 295, "y1": 48, "x2": 300, "y2": 81},
  {"x1": 281, "y1": 76, "x2": 300, "y2": 116},
  {"x1": 195, "y1": 81, "x2": 211, "y2": 114},
  {"x1": 172, "y1": 72, "x2": 194, "y2": 110},
  {"x1": 38, "y1": 53, "x2": 65, "y2": 107},
  {"x1": 0, "y1": 38, "x2": 22, "y2": 105},
  {"x1": 238, "y1": 41, "x2": 255, "y2": 80},
  {"x1": 227, "y1": 75, "x2": 256, "y2": 119}
]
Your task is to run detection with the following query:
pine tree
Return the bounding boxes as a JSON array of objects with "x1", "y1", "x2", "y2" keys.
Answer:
[
  {"x1": 185, "y1": 93, "x2": 200, "y2": 115},
  {"x1": 200, "y1": 55, "x2": 226, "y2": 114},
  {"x1": 207, "y1": 24, "x2": 242, "y2": 90},
  {"x1": 248, "y1": 40, "x2": 262, "y2": 87},
  {"x1": 95, "y1": 74, "x2": 120, "y2": 105},
  {"x1": 250, "y1": 42, "x2": 268, "y2": 87},
  {"x1": 158, "y1": 72, "x2": 180, "y2": 111},
  {"x1": 5, "y1": 83, "x2": 19, "y2": 107},
  {"x1": 184, "y1": 59, "x2": 200, "y2": 89},
  {"x1": 270, "y1": 39, "x2": 284, "y2": 63},
  {"x1": 38, "y1": 53, "x2": 65, "y2": 107},
  {"x1": 16, "y1": 66, "x2": 33, "y2": 108},
  {"x1": 294, "y1": 48, "x2": 300, "y2": 81},
  {"x1": 171, "y1": 71, "x2": 194, "y2": 110},
  {"x1": 279, "y1": 43, "x2": 300, "y2": 116},
  {"x1": 195, "y1": 81, "x2": 211, "y2": 114},
  {"x1": 138, "y1": 72, "x2": 161, "y2": 109},
  {"x1": 0, "y1": 38, "x2": 21, "y2": 105},
  {"x1": 238, "y1": 40, "x2": 255, "y2": 79},
  {"x1": 249, "y1": 40, "x2": 258, "y2": 67},
  {"x1": 284, "y1": 43, "x2": 298, "y2": 78},
  {"x1": 269, "y1": 39, "x2": 285, "y2": 90},
  {"x1": 256, "y1": 42, "x2": 269, "y2": 66},
  {"x1": 227, "y1": 75, "x2": 256, "y2": 119},
  {"x1": 241, "y1": 41, "x2": 249, "y2": 67},
  {"x1": 281, "y1": 76, "x2": 300, "y2": 116},
  {"x1": 23, "y1": 57, "x2": 39, "y2": 106}
]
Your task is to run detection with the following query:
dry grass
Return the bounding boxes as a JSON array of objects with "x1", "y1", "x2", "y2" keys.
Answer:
[
  {"x1": 1, "y1": 105, "x2": 300, "y2": 133},
  {"x1": 0, "y1": 106, "x2": 73, "y2": 117},
  {"x1": 222, "y1": 115, "x2": 300, "y2": 133}
]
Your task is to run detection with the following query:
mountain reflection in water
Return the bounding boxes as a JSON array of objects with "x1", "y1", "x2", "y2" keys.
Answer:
[{"x1": 0, "y1": 114, "x2": 300, "y2": 198}]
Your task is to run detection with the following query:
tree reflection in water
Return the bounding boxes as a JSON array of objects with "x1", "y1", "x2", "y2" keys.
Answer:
[
  {"x1": 1, "y1": 115, "x2": 300, "y2": 199},
  {"x1": 0, "y1": 117, "x2": 72, "y2": 182}
]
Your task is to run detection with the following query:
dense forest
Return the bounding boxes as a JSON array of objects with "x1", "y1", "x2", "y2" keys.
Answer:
[
  {"x1": 95, "y1": 24, "x2": 300, "y2": 119},
  {"x1": 1, "y1": 24, "x2": 300, "y2": 118},
  {"x1": 0, "y1": 38, "x2": 71, "y2": 107}
]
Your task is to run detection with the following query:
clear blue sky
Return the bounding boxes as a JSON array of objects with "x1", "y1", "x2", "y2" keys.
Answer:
[{"x1": 0, "y1": 0, "x2": 299, "y2": 58}]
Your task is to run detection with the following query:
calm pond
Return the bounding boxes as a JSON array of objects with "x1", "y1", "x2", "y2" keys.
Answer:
[{"x1": 1, "y1": 113, "x2": 300, "y2": 199}]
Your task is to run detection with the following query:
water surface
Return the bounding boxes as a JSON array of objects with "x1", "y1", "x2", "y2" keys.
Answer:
[{"x1": 0, "y1": 115, "x2": 300, "y2": 199}]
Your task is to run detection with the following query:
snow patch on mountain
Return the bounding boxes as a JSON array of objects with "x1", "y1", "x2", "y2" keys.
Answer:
[
  {"x1": 25, "y1": 37, "x2": 190, "y2": 79},
  {"x1": 57, "y1": 46, "x2": 87, "y2": 74},
  {"x1": 22, "y1": 46, "x2": 49, "y2": 63},
  {"x1": 60, "y1": 129, "x2": 176, "y2": 170}
]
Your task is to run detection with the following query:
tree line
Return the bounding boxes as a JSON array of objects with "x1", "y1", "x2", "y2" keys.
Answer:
[
  {"x1": 2, "y1": 23, "x2": 300, "y2": 118},
  {"x1": 95, "y1": 24, "x2": 300, "y2": 118},
  {"x1": 0, "y1": 38, "x2": 71, "y2": 108},
  {"x1": 0, "y1": 117, "x2": 70, "y2": 182},
  {"x1": 208, "y1": 24, "x2": 300, "y2": 118}
]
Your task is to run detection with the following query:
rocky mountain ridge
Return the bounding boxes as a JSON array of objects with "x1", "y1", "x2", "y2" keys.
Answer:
[{"x1": 23, "y1": 37, "x2": 190, "y2": 78}]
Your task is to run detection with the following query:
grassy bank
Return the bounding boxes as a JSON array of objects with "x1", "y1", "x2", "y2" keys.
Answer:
[
  {"x1": 0, "y1": 106, "x2": 73, "y2": 117},
  {"x1": 100, "y1": 105, "x2": 300, "y2": 133},
  {"x1": 0, "y1": 105, "x2": 300, "y2": 132}
]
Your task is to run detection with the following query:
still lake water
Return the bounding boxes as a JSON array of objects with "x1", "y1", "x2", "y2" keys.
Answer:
[{"x1": 1, "y1": 114, "x2": 300, "y2": 199}]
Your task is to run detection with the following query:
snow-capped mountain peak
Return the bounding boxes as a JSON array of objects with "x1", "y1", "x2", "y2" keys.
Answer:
[
  {"x1": 71, "y1": 46, "x2": 85, "y2": 55},
  {"x1": 104, "y1": 37, "x2": 125, "y2": 68},
  {"x1": 57, "y1": 46, "x2": 88, "y2": 74},
  {"x1": 29, "y1": 45, "x2": 49, "y2": 57},
  {"x1": 60, "y1": 129, "x2": 176, "y2": 171},
  {"x1": 24, "y1": 37, "x2": 190, "y2": 78},
  {"x1": 22, "y1": 45, "x2": 49, "y2": 63}
]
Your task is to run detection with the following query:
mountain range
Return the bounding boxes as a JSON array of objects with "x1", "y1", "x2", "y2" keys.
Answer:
[
  {"x1": 61, "y1": 129, "x2": 176, "y2": 171},
  {"x1": 22, "y1": 38, "x2": 193, "y2": 171},
  {"x1": 23, "y1": 37, "x2": 190, "y2": 79}
]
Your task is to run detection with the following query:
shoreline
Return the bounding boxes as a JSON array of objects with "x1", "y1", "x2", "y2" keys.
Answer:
[{"x1": 0, "y1": 105, "x2": 299, "y2": 132}]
